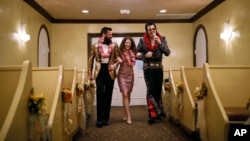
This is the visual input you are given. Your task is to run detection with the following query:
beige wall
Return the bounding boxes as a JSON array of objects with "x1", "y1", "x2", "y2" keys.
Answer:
[
  {"x1": 193, "y1": 0, "x2": 250, "y2": 65},
  {"x1": 51, "y1": 23, "x2": 193, "y2": 70},
  {"x1": 0, "y1": 0, "x2": 51, "y2": 66},
  {"x1": 1, "y1": 0, "x2": 249, "y2": 69},
  {"x1": 0, "y1": 1, "x2": 193, "y2": 69}
]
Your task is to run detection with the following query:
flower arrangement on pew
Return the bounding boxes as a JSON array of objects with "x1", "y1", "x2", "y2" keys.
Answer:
[
  {"x1": 84, "y1": 80, "x2": 96, "y2": 119},
  {"x1": 61, "y1": 88, "x2": 73, "y2": 135},
  {"x1": 76, "y1": 83, "x2": 84, "y2": 96},
  {"x1": 174, "y1": 81, "x2": 184, "y2": 119},
  {"x1": 75, "y1": 83, "x2": 86, "y2": 131},
  {"x1": 195, "y1": 82, "x2": 207, "y2": 100},
  {"x1": 194, "y1": 82, "x2": 208, "y2": 141},
  {"x1": 175, "y1": 81, "x2": 183, "y2": 94},
  {"x1": 62, "y1": 88, "x2": 73, "y2": 103},
  {"x1": 28, "y1": 88, "x2": 46, "y2": 115},
  {"x1": 28, "y1": 88, "x2": 48, "y2": 141},
  {"x1": 164, "y1": 81, "x2": 171, "y2": 92},
  {"x1": 162, "y1": 79, "x2": 171, "y2": 119},
  {"x1": 84, "y1": 80, "x2": 95, "y2": 93}
]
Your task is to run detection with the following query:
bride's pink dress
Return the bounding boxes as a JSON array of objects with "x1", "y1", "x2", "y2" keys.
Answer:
[{"x1": 117, "y1": 55, "x2": 134, "y2": 93}]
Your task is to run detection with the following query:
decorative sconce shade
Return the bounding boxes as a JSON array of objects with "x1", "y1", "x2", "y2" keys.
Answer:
[
  {"x1": 14, "y1": 23, "x2": 30, "y2": 44},
  {"x1": 220, "y1": 21, "x2": 233, "y2": 41}
]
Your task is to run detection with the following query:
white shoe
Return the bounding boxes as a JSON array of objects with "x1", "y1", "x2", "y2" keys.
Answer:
[{"x1": 127, "y1": 120, "x2": 132, "y2": 125}]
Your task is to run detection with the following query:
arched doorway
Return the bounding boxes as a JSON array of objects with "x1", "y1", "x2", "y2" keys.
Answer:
[
  {"x1": 194, "y1": 24, "x2": 208, "y2": 67},
  {"x1": 38, "y1": 25, "x2": 50, "y2": 67}
]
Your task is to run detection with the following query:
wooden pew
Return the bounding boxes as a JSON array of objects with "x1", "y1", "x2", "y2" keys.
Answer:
[
  {"x1": 32, "y1": 65, "x2": 64, "y2": 141},
  {"x1": 77, "y1": 69, "x2": 86, "y2": 84},
  {"x1": 168, "y1": 68, "x2": 181, "y2": 124},
  {"x1": 163, "y1": 69, "x2": 169, "y2": 79},
  {"x1": 203, "y1": 63, "x2": 250, "y2": 141},
  {"x1": 63, "y1": 68, "x2": 78, "y2": 139},
  {"x1": 0, "y1": 60, "x2": 32, "y2": 141},
  {"x1": 162, "y1": 69, "x2": 169, "y2": 117},
  {"x1": 180, "y1": 66, "x2": 203, "y2": 135}
]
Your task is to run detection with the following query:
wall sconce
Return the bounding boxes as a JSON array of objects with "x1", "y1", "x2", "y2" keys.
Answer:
[
  {"x1": 14, "y1": 23, "x2": 30, "y2": 44},
  {"x1": 220, "y1": 21, "x2": 233, "y2": 41}
]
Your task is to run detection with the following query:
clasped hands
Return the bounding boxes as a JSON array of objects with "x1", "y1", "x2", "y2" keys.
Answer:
[
  {"x1": 136, "y1": 52, "x2": 153, "y2": 58},
  {"x1": 108, "y1": 64, "x2": 116, "y2": 71}
]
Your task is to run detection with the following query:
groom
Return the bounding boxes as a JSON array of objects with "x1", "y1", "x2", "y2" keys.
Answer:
[{"x1": 88, "y1": 27, "x2": 120, "y2": 128}]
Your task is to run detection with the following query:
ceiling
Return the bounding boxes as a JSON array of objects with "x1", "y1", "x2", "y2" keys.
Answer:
[{"x1": 24, "y1": 0, "x2": 225, "y2": 23}]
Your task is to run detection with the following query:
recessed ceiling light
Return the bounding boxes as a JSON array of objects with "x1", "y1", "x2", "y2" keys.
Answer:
[
  {"x1": 120, "y1": 9, "x2": 130, "y2": 14},
  {"x1": 81, "y1": 10, "x2": 89, "y2": 14},
  {"x1": 160, "y1": 9, "x2": 167, "y2": 13}
]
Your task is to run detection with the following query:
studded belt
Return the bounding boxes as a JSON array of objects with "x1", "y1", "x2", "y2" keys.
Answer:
[{"x1": 143, "y1": 62, "x2": 163, "y2": 69}]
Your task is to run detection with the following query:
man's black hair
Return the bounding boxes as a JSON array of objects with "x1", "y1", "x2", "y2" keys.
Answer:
[
  {"x1": 144, "y1": 21, "x2": 157, "y2": 32},
  {"x1": 100, "y1": 27, "x2": 112, "y2": 35}
]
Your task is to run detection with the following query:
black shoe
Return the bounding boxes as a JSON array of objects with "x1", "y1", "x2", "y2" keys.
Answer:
[
  {"x1": 102, "y1": 120, "x2": 109, "y2": 126},
  {"x1": 96, "y1": 121, "x2": 103, "y2": 128},
  {"x1": 156, "y1": 116, "x2": 162, "y2": 121},
  {"x1": 148, "y1": 118, "x2": 155, "y2": 125},
  {"x1": 160, "y1": 112, "x2": 166, "y2": 118}
]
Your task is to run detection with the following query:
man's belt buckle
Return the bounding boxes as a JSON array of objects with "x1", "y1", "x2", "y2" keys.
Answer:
[{"x1": 150, "y1": 63, "x2": 159, "y2": 67}]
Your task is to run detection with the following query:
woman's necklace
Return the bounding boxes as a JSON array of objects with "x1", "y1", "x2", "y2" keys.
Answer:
[
  {"x1": 123, "y1": 49, "x2": 136, "y2": 65},
  {"x1": 98, "y1": 38, "x2": 112, "y2": 58}
]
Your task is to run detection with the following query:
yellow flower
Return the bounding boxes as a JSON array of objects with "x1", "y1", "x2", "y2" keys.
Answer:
[
  {"x1": 176, "y1": 81, "x2": 183, "y2": 94},
  {"x1": 28, "y1": 91, "x2": 46, "y2": 115}
]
